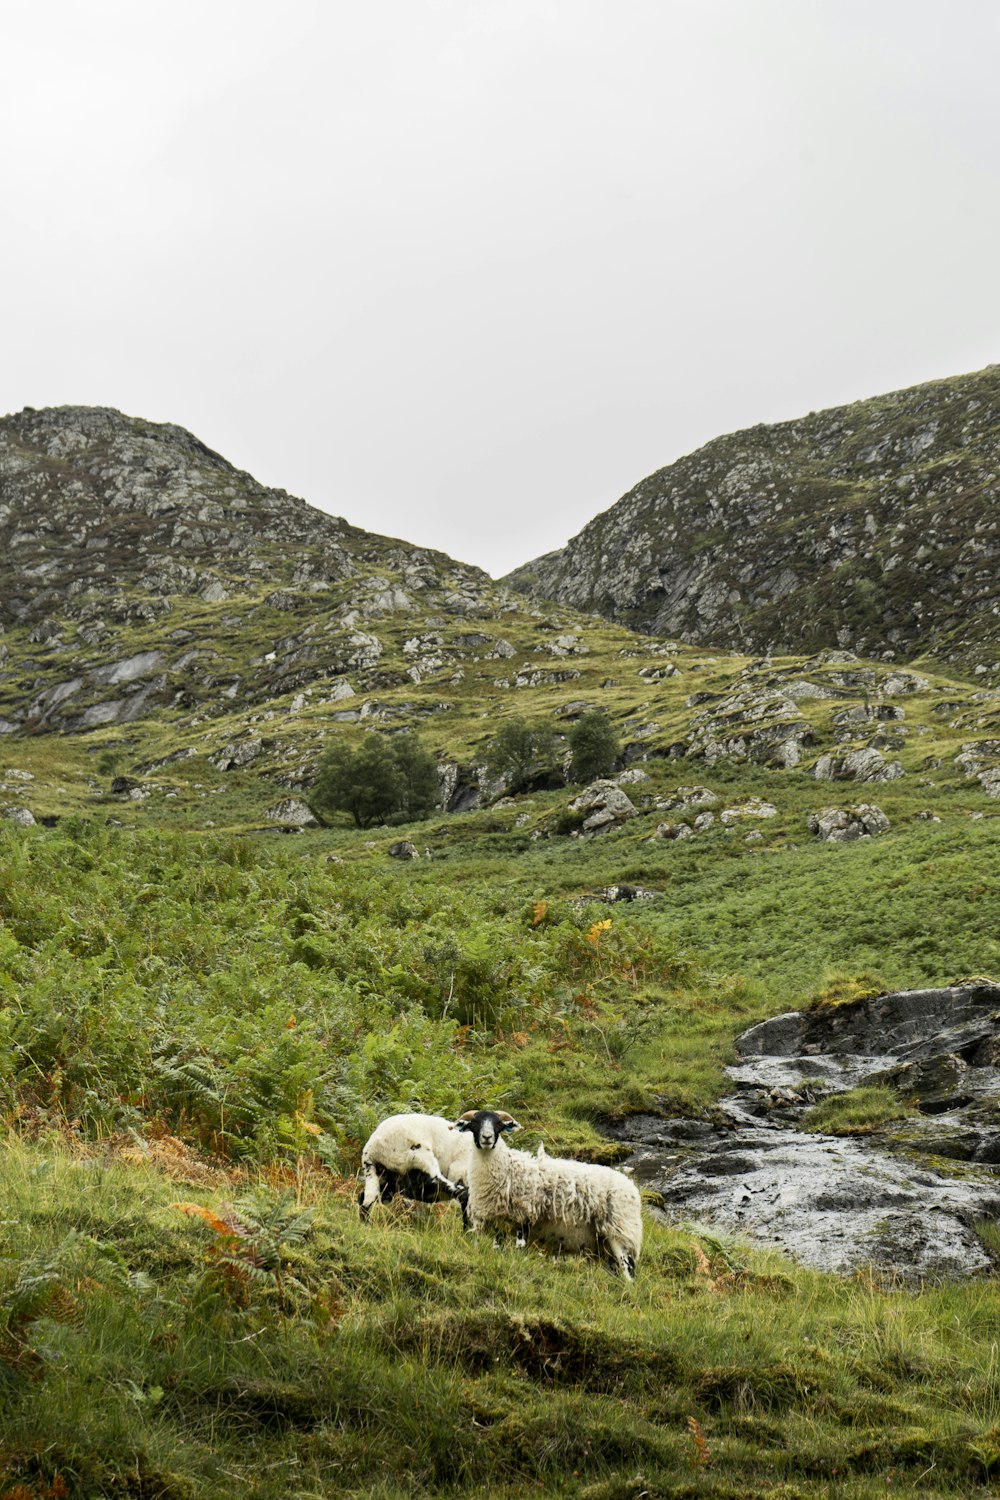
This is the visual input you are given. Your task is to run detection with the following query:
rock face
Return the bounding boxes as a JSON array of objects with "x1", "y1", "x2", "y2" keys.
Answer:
[
  {"x1": 0, "y1": 405, "x2": 498, "y2": 735},
  {"x1": 507, "y1": 364, "x2": 1000, "y2": 671},
  {"x1": 614, "y1": 983, "x2": 1000, "y2": 1281}
]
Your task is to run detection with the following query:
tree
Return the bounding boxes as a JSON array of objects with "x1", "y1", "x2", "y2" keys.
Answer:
[
  {"x1": 568, "y1": 710, "x2": 621, "y2": 784},
  {"x1": 484, "y1": 716, "x2": 558, "y2": 793},
  {"x1": 390, "y1": 731, "x2": 440, "y2": 820},
  {"x1": 311, "y1": 732, "x2": 439, "y2": 828}
]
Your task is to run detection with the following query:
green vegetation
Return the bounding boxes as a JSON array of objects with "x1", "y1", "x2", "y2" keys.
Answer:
[
  {"x1": 800, "y1": 1085, "x2": 913, "y2": 1137},
  {"x1": 310, "y1": 730, "x2": 440, "y2": 828},
  {"x1": 484, "y1": 715, "x2": 560, "y2": 793},
  {"x1": 568, "y1": 709, "x2": 621, "y2": 783},
  {"x1": 0, "y1": 804, "x2": 999, "y2": 1494}
]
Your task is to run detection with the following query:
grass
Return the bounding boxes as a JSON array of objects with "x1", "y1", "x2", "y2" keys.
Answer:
[
  {"x1": 5, "y1": 576, "x2": 1000, "y2": 1492},
  {"x1": 800, "y1": 1085, "x2": 913, "y2": 1137},
  {"x1": 1, "y1": 1140, "x2": 1000, "y2": 1498}
]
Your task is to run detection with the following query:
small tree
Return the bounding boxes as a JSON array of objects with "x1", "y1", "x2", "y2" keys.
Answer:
[
  {"x1": 568, "y1": 711, "x2": 621, "y2": 783},
  {"x1": 311, "y1": 732, "x2": 439, "y2": 828},
  {"x1": 484, "y1": 716, "x2": 558, "y2": 793},
  {"x1": 390, "y1": 731, "x2": 440, "y2": 820}
]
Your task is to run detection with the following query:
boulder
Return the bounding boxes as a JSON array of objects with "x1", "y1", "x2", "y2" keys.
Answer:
[
  {"x1": 808, "y1": 804, "x2": 890, "y2": 841},
  {"x1": 814, "y1": 747, "x2": 904, "y2": 782},
  {"x1": 720, "y1": 798, "x2": 777, "y2": 824},
  {"x1": 210, "y1": 738, "x2": 264, "y2": 771},
  {"x1": 1, "y1": 805, "x2": 35, "y2": 827},
  {"x1": 265, "y1": 798, "x2": 319, "y2": 827},
  {"x1": 567, "y1": 779, "x2": 637, "y2": 835},
  {"x1": 388, "y1": 840, "x2": 420, "y2": 860}
]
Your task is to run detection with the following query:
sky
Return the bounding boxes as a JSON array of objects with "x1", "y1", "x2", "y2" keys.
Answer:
[{"x1": 2, "y1": 1, "x2": 998, "y2": 577}]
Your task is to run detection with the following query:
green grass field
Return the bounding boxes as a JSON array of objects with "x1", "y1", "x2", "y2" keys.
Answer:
[{"x1": 1, "y1": 806, "x2": 999, "y2": 1496}]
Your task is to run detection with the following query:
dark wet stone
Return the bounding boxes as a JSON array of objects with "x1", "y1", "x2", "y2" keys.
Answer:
[{"x1": 614, "y1": 983, "x2": 1000, "y2": 1282}]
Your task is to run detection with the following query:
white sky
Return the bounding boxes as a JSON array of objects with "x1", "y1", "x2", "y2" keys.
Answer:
[{"x1": 2, "y1": 1, "x2": 998, "y2": 576}]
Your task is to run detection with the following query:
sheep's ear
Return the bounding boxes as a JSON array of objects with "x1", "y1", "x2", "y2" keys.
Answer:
[
  {"x1": 455, "y1": 1110, "x2": 477, "y2": 1130},
  {"x1": 497, "y1": 1112, "x2": 522, "y2": 1132}
]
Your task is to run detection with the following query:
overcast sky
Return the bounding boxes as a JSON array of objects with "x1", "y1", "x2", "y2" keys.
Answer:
[{"x1": 3, "y1": 1, "x2": 998, "y2": 577}]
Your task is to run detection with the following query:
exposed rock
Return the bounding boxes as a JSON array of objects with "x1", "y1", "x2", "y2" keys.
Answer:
[
  {"x1": 808, "y1": 804, "x2": 890, "y2": 841},
  {"x1": 265, "y1": 798, "x2": 319, "y2": 827},
  {"x1": 437, "y1": 762, "x2": 482, "y2": 814},
  {"x1": 111, "y1": 776, "x2": 142, "y2": 795},
  {"x1": 956, "y1": 740, "x2": 1000, "y2": 797},
  {"x1": 210, "y1": 738, "x2": 264, "y2": 771},
  {"x1": 882, "y1": 669, "x2": 930, "y2": 695},
  {"x1": 388, "y1": 840, "x2": 420, "y2": 860},
  {"x1": 614, "y1": 983, "x2": 1000, "y2": 1281},
  {"x1": 720, "y1": 798, "x2": 777, "y2": 824},
  {"x1": 598, "y1": 884, "x2": 658, "y2": 903},
  {"x1": 655, "y1": 785, "x2": 718, "y2": 813},
  {"x1": 1, "y1": 805, "x2": 35, "y2": 826},
  {"x1": 813, "y1": 747, "x2": 904, "y2": 782},
  {"x1": 653, "y1": 821, "x2": 693, "y2": 841},
  {"x1": 686, "y1": 690, "x2": 816, "y2": 768},
  {"x1": 567, "y1": 779, "x2": 637, "y2": 835},
  {"x1": 89, "y1": 651, "x2": 165, "y2": 686},
  {"x1": 506, "y1": 364, "x2": 1000, "y2": 672}
]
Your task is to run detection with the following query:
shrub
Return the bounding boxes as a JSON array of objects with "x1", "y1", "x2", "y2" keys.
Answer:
[
  {"x1": 568, "y1": 711, "x2": 620, "y2": 783},
  {"x1": 484, "y1": 716, "x2": 559, "y2": 793},
  {"x1": 311, "y1": 732, "x2": 439, "y2": 828}
]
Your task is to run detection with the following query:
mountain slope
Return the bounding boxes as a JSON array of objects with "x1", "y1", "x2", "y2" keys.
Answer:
[{"x1": 506, "y1": 365, "x2": 1000, "y2": 673}]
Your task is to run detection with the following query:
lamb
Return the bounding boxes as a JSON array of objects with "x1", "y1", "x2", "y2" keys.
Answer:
[
  {"x1": 358, "y1": 1112, "x2": 471, "y2": 1223},
  {"x1": 455, "y1": 1109, "x2": 642, "y2": 1278}
]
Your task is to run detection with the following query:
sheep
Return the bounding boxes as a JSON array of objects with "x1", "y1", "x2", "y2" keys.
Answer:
[
  {"x1": 455, "y1": 1109, "x2": 642, "y2": 1279},
  {"x1": 358, "y1": 1112, "x2": 471, "y2": 1223}
]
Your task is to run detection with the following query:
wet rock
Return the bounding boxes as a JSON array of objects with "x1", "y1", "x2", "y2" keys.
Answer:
[
  {"x1": 808, "y1": 804, "x2": 890, "y2": 841},
  {"x1": 612, "y1": 982, "x2": 1000, "y2": 1281}
]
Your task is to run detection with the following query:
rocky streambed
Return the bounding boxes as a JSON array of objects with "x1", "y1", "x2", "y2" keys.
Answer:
[{"x1": 613, "y1": 983, "x2": 1000, "y2": 1280}]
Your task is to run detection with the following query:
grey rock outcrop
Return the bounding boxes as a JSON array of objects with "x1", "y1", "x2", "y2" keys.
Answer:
[
  {"x1": 614, "y1": 983, "x2": 1000, "y2": 1281},
  {"x1": 567, "y1": 780, "x2": 637, "y2": 835},
  {"x1": 813, "y1": 747, "x2": 904, "y2": 782},
  {"x1": 265, "y1": 798, "x2": 319, "y2": 827},
  {"x1": 808, "y1": 804, "x2": 890, "y2": 840},
  {"x1": 507, "y1": 364, "x2": 1000, "y2": 671}
]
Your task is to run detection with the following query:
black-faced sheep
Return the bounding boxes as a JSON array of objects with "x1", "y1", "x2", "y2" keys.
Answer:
[
  {"x1": 358, "y1": 1112, "x2": 471, "y2": 1223},
  {"x1": 455, "y1": 1108, "x2": 642, "y2": 1278}
]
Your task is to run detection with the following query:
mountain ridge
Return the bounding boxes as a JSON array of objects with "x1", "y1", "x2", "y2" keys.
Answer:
[{"x1": 505, "y1": 364, "x2": 1000, "y2": 674}]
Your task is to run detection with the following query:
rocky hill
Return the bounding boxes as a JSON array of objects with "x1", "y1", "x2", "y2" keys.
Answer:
[
  {"x1": 0, "y1": 404, "x2": 501, "y2": 736},
  {"x1": 5, "y1": 401, "x2": 1000, "y2": 839},
  {"x1": 506, "y1": 365, "x2": 1000, "y2": 674}
]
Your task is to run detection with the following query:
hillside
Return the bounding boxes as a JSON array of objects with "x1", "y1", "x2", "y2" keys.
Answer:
[
  {"x1": 506, "y1": 365, "x2": 1000, "y2": 674},
  {"x1": 5, "y1": 403, "x2": 1000, "y2": 836},
  {"x1": 5, "y1": 404, "x2": 1000, "y2": 1497}
]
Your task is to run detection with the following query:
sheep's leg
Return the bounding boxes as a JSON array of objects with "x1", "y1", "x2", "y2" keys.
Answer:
[
  {"x1": 515, "y1": 1223, "x2": 530, "y2": 1249},
  {"x1": 358, "y1": 1163, "x2": 387, "y2": 1222}
]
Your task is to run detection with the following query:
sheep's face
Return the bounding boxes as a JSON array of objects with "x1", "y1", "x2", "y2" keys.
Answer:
[{"x1": 455, "y1": 1109, "x2": 521, "y2": 1150}]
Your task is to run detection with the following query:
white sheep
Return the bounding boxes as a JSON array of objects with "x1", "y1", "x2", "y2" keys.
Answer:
[
  {"x1": 455, "y1": 1109, "x2": 642, "y2": 1278},
  {"x1": 358, "y1": 1111, "x2": 471, "y2": 1223}
]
